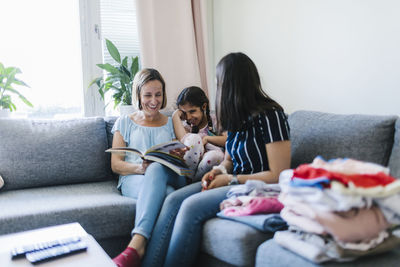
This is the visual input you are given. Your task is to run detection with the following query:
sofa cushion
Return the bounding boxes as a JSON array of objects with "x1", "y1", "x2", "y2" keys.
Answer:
[
  {"x1": 389, "y1": 118, "x2": 400, "y2": 179},
  {"x1": 289, "y1": 111, "x2": 397, "y2": 168},
  {"x1": 255, "y1": 239, "x2": 400, "y2": 267},
  {"x1": 105, "y1": 116, "x2": 118, "y2": 149},
  {"x1": 202, "y1": 217, "x2": 273, "y2": 267},
  {"x1": 0, "y1": 117, "x2": 111, "y2": 191},
  {"x1": 0, "y1": 180, "x2": 135, "y2": 240},
  {"x1": 104, "y1": 116, "x2": 119, "y2": 179}
]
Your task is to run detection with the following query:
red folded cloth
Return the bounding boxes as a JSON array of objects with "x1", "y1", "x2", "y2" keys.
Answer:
[{"x1": 293, "y1": 164, "x2": 396, "y2": 188}]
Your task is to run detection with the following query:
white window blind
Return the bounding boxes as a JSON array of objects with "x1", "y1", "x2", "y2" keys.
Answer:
[{"x1": 100, "y1": 0, "x2": 140, "y2": 64}]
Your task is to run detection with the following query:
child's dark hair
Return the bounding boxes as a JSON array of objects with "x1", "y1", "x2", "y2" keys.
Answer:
[{"x1": 176, "y1": 86, "x2": 215, "y2": 134}]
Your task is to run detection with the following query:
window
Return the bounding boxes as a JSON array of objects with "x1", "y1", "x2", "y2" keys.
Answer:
[
  {"x1": 0, "y1": 0, "x2": 83, "y2": 118},
  {"x1": 0, "y1": 0, "x2": 140, "y2": 118},
  {"x1": 100, "y1": 0, "x2": 141, "y2": 116}
]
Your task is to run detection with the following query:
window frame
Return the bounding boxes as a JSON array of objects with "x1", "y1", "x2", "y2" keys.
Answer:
[{"x1": 79, "y1": 0, "x2": 105, "y2": 117}]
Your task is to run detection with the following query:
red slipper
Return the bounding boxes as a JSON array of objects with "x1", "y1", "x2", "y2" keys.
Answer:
[{"x1": 113, "y1": 247, "x2": 140, "y2": 267}]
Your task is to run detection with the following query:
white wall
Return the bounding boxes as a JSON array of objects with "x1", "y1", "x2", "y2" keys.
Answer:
[{"x1": 212, "y1": 0, "x2": 400, "y2": 115}]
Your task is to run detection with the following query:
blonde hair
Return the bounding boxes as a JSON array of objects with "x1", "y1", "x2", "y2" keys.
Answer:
[{"x1": 132, "y1": 68, "x2": 167, "y2": 110}]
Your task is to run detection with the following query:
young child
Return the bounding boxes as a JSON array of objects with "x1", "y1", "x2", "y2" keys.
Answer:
[{"x1": 172, "y1": 86, "x2": 226, "y2": 181}]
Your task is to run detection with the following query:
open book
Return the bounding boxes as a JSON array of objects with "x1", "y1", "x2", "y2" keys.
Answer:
[{"x1": 106, "y1": 140, "x2": 192, "y2": 176}]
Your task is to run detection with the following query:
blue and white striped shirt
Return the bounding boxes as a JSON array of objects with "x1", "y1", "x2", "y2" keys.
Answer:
[{"x1": 226, "y1": 109, "x2": 290, "y2": 175}]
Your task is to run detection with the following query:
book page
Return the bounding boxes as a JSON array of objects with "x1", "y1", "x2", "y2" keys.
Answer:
[
  {"x1": 146, "y1": 140, "x2": 187, "y2": 154},
  {"x1": 105, "y1": 147, "x2": 144, "y2": 158}
]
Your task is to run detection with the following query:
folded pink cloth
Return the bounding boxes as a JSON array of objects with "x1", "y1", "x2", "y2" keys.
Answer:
[
  {"x1": 315, "y1": 206, "x2": 390, "y2": 243},
  {"x1": 223, "y1": 197, "x2": 284, "y2": 216}
]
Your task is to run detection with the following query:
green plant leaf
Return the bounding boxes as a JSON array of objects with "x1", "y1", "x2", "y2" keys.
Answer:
[
  {"x1": 104, "y1": 84, "x2": 114, "y2": 93},
  {"x1": 10, "y1": 102, "x2": 16, "y2": 111},
  {"x1": 98, "y1": 88, "x2": 104, "y2": 99},
  {"x1": 0, "y1": 63, "x2": 5, "y2": 75},
  {"x1": 6, "y1": 87, "x2": 25, "y2": 96},
  {"x1": 4, "y1": 68, "x2": 17, "y2": 89},
  {"x1": 13, "y1": 78, "x2": 30, "y2": 87},
  {"x1": 122, "y1": 90, "x2": 132, "y2": 105},
  {"x1": 122, "y1": 56, "x2": 128, "y2": 68},
  {"x1": 88, "y1": 77, "x2": 102, "y2": 88},
  {"x1": 87, "y1": 41, "x2": 140, "y2": 110},
  {"x1": 113, "y1": 96, "x2": 122, "y2": 109},
  {"x1": 105, "y1": 76, "x2": 118, "y2": 82},
  {"x1": 5, "y1": 67, "x2": 18, "y2": 75},
  {"x1": 130, "y1": 56, "x2": 139, "y2": 78},
  {"x1": 18, "y1": 94, "x2": 33, "y2": 107},
  {"x1": 106, "y1": 39, "x2": 121, "y2": 63},
  {"x1": 96, "y1": 63, "x2": 120, "y2": 74},
  {"x1": 119, "y1": 65, "x2": 131, "y2": 77},
  {"x1": 0, "y1": 95, "x2": 16, "y2": 111}
]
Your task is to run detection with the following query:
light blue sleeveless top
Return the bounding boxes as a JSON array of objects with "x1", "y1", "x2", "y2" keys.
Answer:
[{"x1": 111, "y1": 115, "x2": 176, "y2": 164}]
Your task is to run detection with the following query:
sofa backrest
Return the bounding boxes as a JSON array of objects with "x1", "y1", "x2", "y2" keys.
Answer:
[
  {"x1": 288, "y1": 110, "x2": 398, "y2": 169},
  {"x1": 105, "y1": 116, "x2": 118, "y2": 149},
  {"x1": 0, "y1": 117, "x2": 112, "y2": 191},
  {"x1": 388, "y1": 118, "x2": 400, "y2": 178},
  {"x1": 104, "y1": 116, "x2": 119, "y2": 180}
]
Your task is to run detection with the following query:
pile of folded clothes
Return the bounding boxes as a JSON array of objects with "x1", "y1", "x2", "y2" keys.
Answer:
[
  {"x1": 218, "y1": 180, "x2": 287, "y2": 232},
  {"x1": 275, "y1": 156, "x2": 400, "y2": 263}
]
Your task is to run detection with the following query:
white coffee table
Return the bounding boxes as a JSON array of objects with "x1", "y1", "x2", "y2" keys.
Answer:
[{"x1": 0, "y1": 223, "x2": 115, "y2": 266}]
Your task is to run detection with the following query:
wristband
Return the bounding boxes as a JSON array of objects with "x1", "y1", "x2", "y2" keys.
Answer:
[
  {"x1": 212, "y1": 165, "x2": 227, "y2": 174},
  {"x1": 228, "y1": 174, "x2": 239, "y2": 185}
]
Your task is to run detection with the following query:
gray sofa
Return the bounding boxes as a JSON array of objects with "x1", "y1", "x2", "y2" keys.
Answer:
[
  {"x1": 0, "y1": 116, "x2": 131, "y2": 257},
  {"x1": 0, "y1": 110, "x2": 399, "y2": 267},
  {"x1": 198, "y1": 111, "x2": 400, "y2": 267}
]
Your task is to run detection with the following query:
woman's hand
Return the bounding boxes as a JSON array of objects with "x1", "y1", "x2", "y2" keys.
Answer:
[
  {"x1": 201, "y1": 168, "x2": 229, "y2": 191},
  {"x1": 205, "y1": 174, "x2": 231, "y2": 190},
  {"x1": 133, "y1": 160, "x2": 151, "y2": 174},
  {"x1": 141, "y1": 160, "x2": 151, "y2": 172}
]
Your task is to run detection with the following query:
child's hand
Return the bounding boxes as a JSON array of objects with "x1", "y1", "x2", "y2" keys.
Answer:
[
  {"x1": 172, "y1": 109, "x2": 186, "y2": 121},
  {"x1": 170, "y1": 147, "x2": 189, "y2": 158},
  {"x1": 202, "y1": 136, "x2": 209, "y2": 146}
]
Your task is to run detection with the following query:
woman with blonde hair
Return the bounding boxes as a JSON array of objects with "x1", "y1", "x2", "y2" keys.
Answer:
[{"x1": 111, "y1": 68, "x2": 191, "y2": 267}]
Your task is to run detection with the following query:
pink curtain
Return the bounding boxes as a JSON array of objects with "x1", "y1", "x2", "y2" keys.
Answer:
[{"x1": 135, "y1": 0, "x2": 210, "y2": 111}]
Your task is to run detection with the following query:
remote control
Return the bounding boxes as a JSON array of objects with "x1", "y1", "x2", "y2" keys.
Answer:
[
  {"x1": 11, "y1": 236, "x2": 81, "y2": 259},
  {"x1": 26, "y1": 241, "x2": 87, "y2": 264}
]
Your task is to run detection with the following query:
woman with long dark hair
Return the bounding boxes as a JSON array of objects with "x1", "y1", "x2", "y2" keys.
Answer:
[{"x1": 163, "y1": 52, "x2": 291, "y2": 267}]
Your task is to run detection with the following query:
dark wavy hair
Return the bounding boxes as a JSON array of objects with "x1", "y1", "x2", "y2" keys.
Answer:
[
  {"x1": 216, "y1": 52, "x2": 283, "y2": 131},
  {"x1": 176, "y1": 86, "x2": 214, "y2": 134}
]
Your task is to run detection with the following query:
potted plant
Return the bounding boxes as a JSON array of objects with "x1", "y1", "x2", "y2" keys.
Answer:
[
  {"x1": 0, "y1": 62, "x2": 33, "y2": 116},
  {"x1": 90, "y1": 39, "x2": 140, "y2": 114}
]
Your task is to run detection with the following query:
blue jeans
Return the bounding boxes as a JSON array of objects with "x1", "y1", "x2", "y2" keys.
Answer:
[
  {"x1": 163, "y1": 185, "x2": 232, "y2": 267},
  {"x1": 120, "y1": 162, "x2": 188, "y2": 239},
  {"x1": 141, "y1": 182, "x2": 202, "y2": 267}
]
